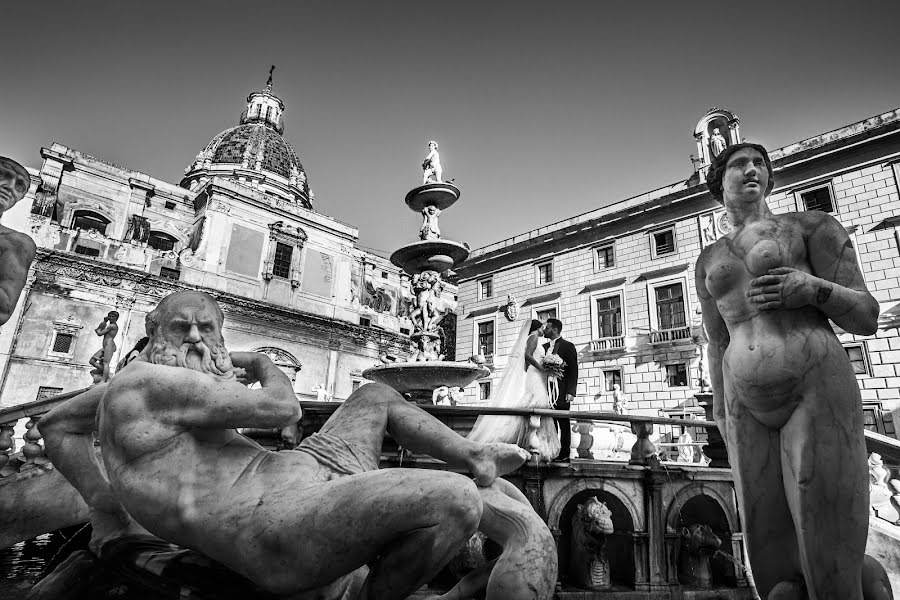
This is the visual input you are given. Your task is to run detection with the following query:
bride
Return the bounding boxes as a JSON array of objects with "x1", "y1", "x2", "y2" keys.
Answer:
[{"x1": 468, "y1": 319, "x2": 561, "y2": 462}]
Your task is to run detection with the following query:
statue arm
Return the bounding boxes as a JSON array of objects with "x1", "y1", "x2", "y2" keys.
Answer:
[
  {"x1": 696, "y1": 252, "x2": 730, "y2": 437},
  {"x1": 142, "y1": 354, "x2": 299, "y2": 429},
  {"x1": 805, "y1": 213, "x2": 879, "y2": 335},
  {"x1": 0, "y1": 234, "x2": 35, "y2": 325},
  {"x1": 41, "y1": 385, "x2": 135, "y2": 535}
]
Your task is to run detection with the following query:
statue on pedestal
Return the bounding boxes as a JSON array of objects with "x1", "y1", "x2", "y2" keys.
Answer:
[
  {"x1": 697, "y1": 143, "x2": 892, "y2": 599},
  {"x1": 40, "y1": 291, "x2": 557, "y2": 600},
  {"x1": 611, "y1": 384, "x2": 627, "y2": 415},
  {"x1": 409, "y1": 270, "x2": 441, "y2": 332},
  {"x1": 88, "y1": 311, "x2": 119, "y2": 383},
  {"x1": 422, "y1": 140, "x2": 443, "y2": 184},
  {"x1": 0, "y1": 157, "x2": 37, "y2": 326}
]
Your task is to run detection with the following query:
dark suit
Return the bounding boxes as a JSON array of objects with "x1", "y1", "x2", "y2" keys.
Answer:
[{"x1": 544, "y1": 337, "x2": 578, "y2": 459}]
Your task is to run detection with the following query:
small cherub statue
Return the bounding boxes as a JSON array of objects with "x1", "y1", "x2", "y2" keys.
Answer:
[{"x1": 419, "y1": 205, "x2": 441, "y2": 240}]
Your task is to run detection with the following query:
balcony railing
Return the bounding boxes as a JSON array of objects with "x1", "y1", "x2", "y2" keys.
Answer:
[
  {"x1": 648, "y1": 325, "x2": 692, "y2": 345},
  {"x1": 589, "y1": 336, "x2": 626, "y2": 352}
]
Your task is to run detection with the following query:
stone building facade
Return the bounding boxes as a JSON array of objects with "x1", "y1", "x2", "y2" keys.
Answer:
[
  {"x1": 0, "y1": 80, "x2": 420, "y2": 409},
  {"x1": 454, "y1": 106, "x2": 900, "y2": 439}
]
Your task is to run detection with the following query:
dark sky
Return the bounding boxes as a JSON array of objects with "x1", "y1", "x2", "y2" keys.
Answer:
[{"x1": 3, "y1": 1, "x2": 899, "y2": 256}]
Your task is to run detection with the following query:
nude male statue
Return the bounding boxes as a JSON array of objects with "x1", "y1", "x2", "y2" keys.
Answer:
[
  {"x1": 89, "y1": 311, "x2": 119, "y2": 382},
  {"x1": 422, "y1": 141, "x2": 442, "y2": 184},
  {"x1": 42, "y1": 291, "x2": 555, "y2": 599},
  {"x1": 696, "y1": 143, "x2": 890, "y2": 599},
  {"x1": 0, "y1": 157, "x2": 37, "y2": 325}
]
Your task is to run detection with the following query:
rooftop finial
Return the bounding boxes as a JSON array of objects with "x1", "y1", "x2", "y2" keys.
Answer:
[{"x1": 266, "y1": 65, "x2": 275, "y2": 89}]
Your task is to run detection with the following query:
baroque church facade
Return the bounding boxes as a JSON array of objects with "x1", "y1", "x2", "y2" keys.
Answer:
[
  {"x1": 453, "y1": 106, "x2": 900, "y2": 439},
  {"x1": 0, "y1": 80, "x2": 420, "y2": 409}
]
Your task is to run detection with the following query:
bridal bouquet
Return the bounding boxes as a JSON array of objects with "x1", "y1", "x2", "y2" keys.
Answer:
[{"x1": 542, "y1": 354, "x2": 566, "y2": 407}]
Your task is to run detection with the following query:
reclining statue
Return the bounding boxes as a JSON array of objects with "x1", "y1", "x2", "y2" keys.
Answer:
[{"x1": 40, "y1": 290, "x2": 557, "y2": 599}]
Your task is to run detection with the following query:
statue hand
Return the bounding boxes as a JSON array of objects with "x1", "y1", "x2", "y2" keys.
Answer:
[
  {"x1": 229, "y1": 352, "x2": 273, "y2": 386},
  {"x1": 747, "y1": 267, "x2": 818, "y2": 310}
]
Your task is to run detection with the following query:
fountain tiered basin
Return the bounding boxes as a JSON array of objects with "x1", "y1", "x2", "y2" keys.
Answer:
[{"x1": 367, "y1": 179, "x2": 489, "y2": 401}]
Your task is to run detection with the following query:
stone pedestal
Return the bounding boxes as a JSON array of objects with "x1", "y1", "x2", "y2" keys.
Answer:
[{"x1": 696, "y1": 392, "x2": 730, "y2": 468}]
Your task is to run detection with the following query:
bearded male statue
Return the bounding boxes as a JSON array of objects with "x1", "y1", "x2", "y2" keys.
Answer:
[{"x1": 40, "y1": 290, "x2": 557, "y2": 600}]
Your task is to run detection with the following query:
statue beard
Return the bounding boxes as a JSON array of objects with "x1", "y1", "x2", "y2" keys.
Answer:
[{"x1": 148, "y1": 338, "x2": 235, "y2": 380}]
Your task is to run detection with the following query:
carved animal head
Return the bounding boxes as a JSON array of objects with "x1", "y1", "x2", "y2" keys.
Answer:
[
  {"x1": 680, "y1": 523, "x2": 721, "y2": 555},
  {"x1": 577, "y1": 497, "x2": 614, "y2": 538}
]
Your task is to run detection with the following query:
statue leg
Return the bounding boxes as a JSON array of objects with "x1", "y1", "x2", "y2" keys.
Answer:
[
  {"x1": 318, "y1": 383, "x2": 529, "y2": 486},
  {"x1": 246, "y1": 467, "x2": 483, "y2": 599},
  {"x1": 724, "y1": 388, "x2": 803, "y2": 597},
  {"x1": 780, "y1": 377, "x2": 868, "y2": 600}
]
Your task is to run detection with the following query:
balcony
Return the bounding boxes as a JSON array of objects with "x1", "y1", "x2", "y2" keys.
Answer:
[
  {"x1": 588, "y1": 335, "x2": 627, "y2": 354},
  {"x1": 648, "y1": 325, "x2": 693, "y2": 346}
]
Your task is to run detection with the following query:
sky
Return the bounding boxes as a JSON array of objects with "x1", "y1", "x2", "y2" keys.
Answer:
[{"x1": 2, "y1": 1, "x2": 899, "y2": 258}]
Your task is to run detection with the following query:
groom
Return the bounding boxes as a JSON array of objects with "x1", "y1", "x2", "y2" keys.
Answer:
[{"x1": 543, "y1": 318, "x2": 578, "y2": 462}]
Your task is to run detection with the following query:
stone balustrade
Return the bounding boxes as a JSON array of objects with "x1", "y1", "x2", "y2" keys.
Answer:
[
  {"x1": 588, "y1": 335, "x2": 626, "y2": 352},
  {"x1": 648, "y1": 325, "x2": 693, "y2": 345}
]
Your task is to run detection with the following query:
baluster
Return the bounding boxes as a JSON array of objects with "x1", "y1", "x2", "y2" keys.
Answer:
[
  {"x1": 0, "y1": 422, "x2": 16, "y2": 476},
  {"x1": 525, "y1": 415, "x2": 542, "y2": 465},
  {"x1": 22, "y1": 416, "x2": 51, "y2": 467},
  {"x1": 629, "y1": 420, "x2": 658, "y2": 466}
]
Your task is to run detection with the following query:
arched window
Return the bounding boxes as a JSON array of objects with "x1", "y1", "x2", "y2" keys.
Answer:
[
  {"x1": 72, "y1": 210, "x2": 110, "y2": 235},
  {"x1": 147, "y1": 231, "x2": 178, "y2": 251}
]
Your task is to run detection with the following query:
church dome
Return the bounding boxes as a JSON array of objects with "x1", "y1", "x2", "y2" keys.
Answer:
[{"x1": 181, "y1": 71, "x2": 314, "y2": 210}]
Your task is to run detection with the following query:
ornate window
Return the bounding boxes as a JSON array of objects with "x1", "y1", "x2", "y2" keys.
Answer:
[
  {"x1": 72, "y1": 210, "x2": 110, "y2": 235},
  {"x1": 148, "y1": 231, "x2": 178, "y2": 251},
  {"x1": 48, "y1": 315, "x2": 83, "y2": 359},
  {"x1": 263, "y1": 222, "x2": 307, "y2": 287}
]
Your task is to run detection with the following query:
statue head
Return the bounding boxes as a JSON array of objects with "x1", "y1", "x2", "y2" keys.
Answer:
[
  {"x1": 144, "y1": 291, "x2": 234, "y2": 380},
  {"x1": 107, "y1": 311, "x2": 120, "y2": 322},
  {"x1": 0, "y1": 157, "x2": 30, "y2": 215},
  {"x1": 712, "y1": 128, "x2": 721, "y2": 135},
  {"x1": 707, "y1": 142, "x2": 774, "y2": 205},
  {"x1": 428, "y1": 140, "x2": 438, "y2": 150},
  {"x1": 576, "y1": 496, "x2": 614, "y2": 537}
]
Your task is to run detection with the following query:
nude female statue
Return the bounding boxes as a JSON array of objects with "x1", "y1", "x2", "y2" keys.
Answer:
[{"x1": 696, "y1": 143, "x2": 888, "y2": 599}]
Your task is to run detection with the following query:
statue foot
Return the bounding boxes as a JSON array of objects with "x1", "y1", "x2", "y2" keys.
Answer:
[
  {"x1": 768, "y1": 579, "x2": 805, "y2": 600},
  {"x1": 469, "y1": 443, "x2": 529, "y2": 487},
  {"x1": 87, "y1": 507, "x2": 156, "y2": 556}
]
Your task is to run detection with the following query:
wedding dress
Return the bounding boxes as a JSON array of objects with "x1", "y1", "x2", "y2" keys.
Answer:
[{"x1": 467, "y1": 321, "x2": 561, "y2": 462}]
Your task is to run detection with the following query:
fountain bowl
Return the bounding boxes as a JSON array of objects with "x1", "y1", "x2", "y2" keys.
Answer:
[
  {"x1": 390, "y1": 239, "x2": 470, "y2": 274},
  {"x1": 363, "y1": 361, "x2": 490, "y2": 402},
  {"x1": 405, "y1": 183, "x2": 461, "y2": 212}
]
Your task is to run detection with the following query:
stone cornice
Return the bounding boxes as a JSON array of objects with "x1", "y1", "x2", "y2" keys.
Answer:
[{"x1": 31, "y1": 249, "x2": 410, "y2": 353}]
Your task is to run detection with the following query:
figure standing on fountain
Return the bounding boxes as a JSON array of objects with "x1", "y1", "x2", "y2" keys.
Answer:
[
  {"x1": 89, "y1": 311, "x2": 119, "y2": 383},
  {"x1": 41, "y1": 291, "x2": 555, "y2": 600},
  {"x1": 420, "y1": 204, "x2": 442, "y2": 240},
  {"x1": 422, "y1": 140, "x2": 443, "y2": 184},
  {"x1": 0, "y1": 157, "x2": 37, "y2": 326},
  {"x1": 696, "y1": 143, "x2": 890, "y2": 599}
]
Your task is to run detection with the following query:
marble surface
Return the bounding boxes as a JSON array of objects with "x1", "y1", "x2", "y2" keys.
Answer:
[
  {"x1": 697, "y1": 144, "x2": 889, "y2": 598},
  {"x1": 42, "y1": 291, "x2": 555, "y2": 599}
]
